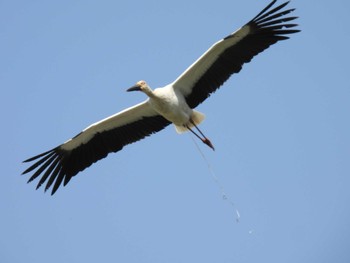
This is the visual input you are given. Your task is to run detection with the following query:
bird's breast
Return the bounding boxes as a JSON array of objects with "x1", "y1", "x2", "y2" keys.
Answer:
[{"x1": 149, "y1": 88, "x2": 192, "y2": 125}]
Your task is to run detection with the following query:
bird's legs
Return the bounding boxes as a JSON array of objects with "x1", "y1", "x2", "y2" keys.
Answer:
[{"x1": 186, "y1": 120, "x2": 215, "y2": 151}]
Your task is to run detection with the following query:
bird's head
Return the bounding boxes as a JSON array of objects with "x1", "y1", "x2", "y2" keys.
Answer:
[{"x1": 127, "y1": 80, "x2": 152, "y2": 96}]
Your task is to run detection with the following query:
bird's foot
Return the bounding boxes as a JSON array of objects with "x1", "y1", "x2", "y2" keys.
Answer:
[{"x1": 202, "y1": 138, "x2": 215, "y2": 151}]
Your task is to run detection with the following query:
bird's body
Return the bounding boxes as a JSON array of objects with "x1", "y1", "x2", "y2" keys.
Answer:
[
  {"x1": 148, "y1": 85, "x2": 192, "y2": 127},
  {"x1": 22, "y1": 0, "x2": 300, "y2": 194},
  {"x1": 138, "y1": 82, "x2": 205, "y2": 133}
]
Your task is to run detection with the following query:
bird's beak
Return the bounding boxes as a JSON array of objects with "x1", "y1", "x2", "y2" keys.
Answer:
[{"x1": 126, "y1": 85, "x2": 142, "y2": 92}]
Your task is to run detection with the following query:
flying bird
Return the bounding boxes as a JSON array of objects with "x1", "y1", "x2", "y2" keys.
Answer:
[{"x1": 22, "y1": 0, "x2": 299, "y2": 195}]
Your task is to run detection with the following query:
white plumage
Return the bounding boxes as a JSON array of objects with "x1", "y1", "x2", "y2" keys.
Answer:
[{"x1": 22, "y1": 0, "x2": 299, "y2": 194}]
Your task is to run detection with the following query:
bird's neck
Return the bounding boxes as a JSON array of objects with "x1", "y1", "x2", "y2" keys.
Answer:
[{"x1": 143, "y1": 87, "x2": 155, "y2": 98}]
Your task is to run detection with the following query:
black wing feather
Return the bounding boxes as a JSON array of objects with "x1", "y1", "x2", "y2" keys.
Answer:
[
  {"x1": 185, "y1": 0, "x2": 299, "y2": 108},
  {"x1": 36, "y1": 156, "x2": 61, "y2": 189},
  {"x1": 22, "y1": 115, "x2": 170, "y2": 195}
]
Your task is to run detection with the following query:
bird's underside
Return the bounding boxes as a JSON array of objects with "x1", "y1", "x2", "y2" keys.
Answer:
[{"x1": 22, "y1": 0, "x2": 299, "y2": 195}]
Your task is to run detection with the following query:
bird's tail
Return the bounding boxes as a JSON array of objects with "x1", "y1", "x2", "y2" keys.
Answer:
[{"x1": 175, "y1": 110, "x2": 206, "y2": 134}]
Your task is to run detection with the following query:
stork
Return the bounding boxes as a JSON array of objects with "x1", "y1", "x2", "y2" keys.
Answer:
[{"x1": 22, "y1": 0, "x2": 299, "y2": 195}]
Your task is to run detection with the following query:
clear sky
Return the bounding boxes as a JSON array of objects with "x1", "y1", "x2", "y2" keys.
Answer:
[{"x1": 2, "y1": 0, "x2": 350, "y2": 262}]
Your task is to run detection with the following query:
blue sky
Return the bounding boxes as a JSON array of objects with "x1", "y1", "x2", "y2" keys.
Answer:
[{"x1": 2, "y1": 0, "x2": 350, "y2": 262}]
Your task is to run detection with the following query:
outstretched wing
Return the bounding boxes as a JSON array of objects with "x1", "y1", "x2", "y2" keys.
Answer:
[
  {"x1": 22, "y1": 101, "x2": 171, "y2": 195},
  {"x1": 172, "y1": 0, "x2": 299, "y2": 108}
]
